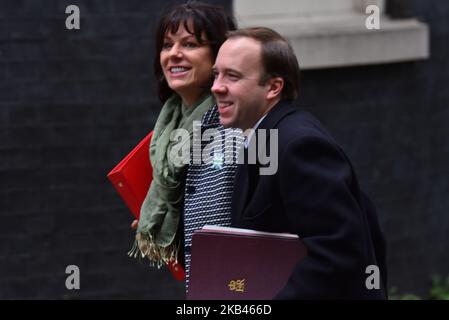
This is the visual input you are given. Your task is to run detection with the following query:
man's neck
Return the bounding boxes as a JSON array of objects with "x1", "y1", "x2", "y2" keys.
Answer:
[
  {"x1": 243, "y1": 98, "x2": 281, "y2": 147},
  {"x1": 246, "y1": 97, "x2": 281, "y2": 131}
]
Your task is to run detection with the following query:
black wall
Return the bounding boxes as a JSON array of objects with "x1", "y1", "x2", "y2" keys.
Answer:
[
  {"x1": 0, "y1": 0, "x2": 232, "y2": 300},
  {"x1": 0, "y1": 0, "x2": 447, "y2": 298}
]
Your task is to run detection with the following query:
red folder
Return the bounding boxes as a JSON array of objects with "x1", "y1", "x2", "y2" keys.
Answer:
[
  {"x1": 107, "y1": 131, "x2": 185, "y2": 281},
  {"x1": 188, "y1": 226, "x2": 307, "y2": 299}
]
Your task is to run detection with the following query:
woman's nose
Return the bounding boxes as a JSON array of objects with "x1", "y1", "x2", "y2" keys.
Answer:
[{"x1": 169, "y1": 44, "x2": 183, "y2": 58}]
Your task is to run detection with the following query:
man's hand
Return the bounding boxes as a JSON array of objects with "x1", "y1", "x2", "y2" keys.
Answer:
[{"x1": 131, "y1": 219, "x2": 138, "y2": 230}]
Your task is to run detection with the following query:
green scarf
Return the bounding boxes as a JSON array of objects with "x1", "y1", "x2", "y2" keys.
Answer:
[{"x1": 129, "y1": 93, "x2": 214, "y2": 267}]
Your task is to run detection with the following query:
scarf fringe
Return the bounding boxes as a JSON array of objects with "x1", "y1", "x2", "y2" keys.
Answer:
[{"x1": 128, "y1": 232, "x2": 179, "y2": 269}]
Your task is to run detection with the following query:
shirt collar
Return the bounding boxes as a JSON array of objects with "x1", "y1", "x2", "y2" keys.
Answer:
[{"x1": 244, "y1": 114, "x2": 268, "y2": 148}]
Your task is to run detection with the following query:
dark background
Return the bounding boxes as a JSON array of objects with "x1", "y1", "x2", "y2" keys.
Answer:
[{"x1": 0, "y1": 0, "x2": 448, "y2": 299}]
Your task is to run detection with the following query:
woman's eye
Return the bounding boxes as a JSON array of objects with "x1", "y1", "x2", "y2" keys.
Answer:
[
  {"x1": 184, "y1": 42, "x2": 198, "y2": 48},
  {"x1": 162, "y1": 42, "x2": 172, "y2": 49}
]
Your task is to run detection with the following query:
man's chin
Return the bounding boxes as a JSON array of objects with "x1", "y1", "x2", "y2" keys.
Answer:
[{"x1": 219, "y1": 117, "x2": 232, "y2": 129}]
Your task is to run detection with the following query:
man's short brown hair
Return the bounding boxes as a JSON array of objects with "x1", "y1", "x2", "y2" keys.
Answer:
[{"x1": 227, "y1": 27, "x2": 300, "y2": 101}]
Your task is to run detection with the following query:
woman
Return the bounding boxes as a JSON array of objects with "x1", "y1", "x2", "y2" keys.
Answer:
[{"x1": 128, "y1": 2, "x2": 240, "y2": 285}]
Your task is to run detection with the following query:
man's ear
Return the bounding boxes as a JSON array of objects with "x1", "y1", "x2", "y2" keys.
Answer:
[{"x1": 266, "y1": 77, "x2": 284, "y2": 100}]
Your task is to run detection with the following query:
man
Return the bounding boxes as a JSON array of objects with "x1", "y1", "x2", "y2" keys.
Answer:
[{"x1": 211, "y1": 27, "x2": 387, "y2": 299}]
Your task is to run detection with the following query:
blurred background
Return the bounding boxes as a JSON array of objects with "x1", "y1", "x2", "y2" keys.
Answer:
[{"x1": 0, "y1": 0, "x2": 448, "y2": 299}]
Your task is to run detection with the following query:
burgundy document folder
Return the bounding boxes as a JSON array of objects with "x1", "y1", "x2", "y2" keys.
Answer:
[{"x1": 187, "y1": 226, "x2": 307, "y2": 300}]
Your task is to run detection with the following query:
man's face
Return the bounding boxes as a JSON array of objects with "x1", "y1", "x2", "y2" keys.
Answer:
[{"x1": 211, "y1": 37, "x2": 270, "y2": 130}]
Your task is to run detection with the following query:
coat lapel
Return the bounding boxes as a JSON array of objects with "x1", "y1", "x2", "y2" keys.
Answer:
[
  {"x1": 231, "y1": 101, "x2": 298, "y2": 225},
  {"x1": 231, "y1": 146, "x2": 249, "y2": 226}
]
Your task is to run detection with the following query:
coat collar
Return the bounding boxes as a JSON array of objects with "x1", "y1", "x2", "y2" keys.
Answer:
[{"x1": 257, "y1": 100, "x2": 298, "y2": 132}]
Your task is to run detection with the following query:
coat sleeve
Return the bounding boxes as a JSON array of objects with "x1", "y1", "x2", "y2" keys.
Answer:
[{"x1": 274, "y1": 135, "x2": 383, "y2": 299}]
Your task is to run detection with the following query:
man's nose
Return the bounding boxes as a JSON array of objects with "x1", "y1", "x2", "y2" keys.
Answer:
[{"x1": 211, "y1": 78, "x2": 226, "y2": 94}]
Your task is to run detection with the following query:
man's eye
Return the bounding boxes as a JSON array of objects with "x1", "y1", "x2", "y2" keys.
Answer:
[
  {"x1": 227, "y1": 74, "x2": 240, "y2": 81},
  {"x1": 212, "y1": 71, "x2": 218, "y2": 78}
]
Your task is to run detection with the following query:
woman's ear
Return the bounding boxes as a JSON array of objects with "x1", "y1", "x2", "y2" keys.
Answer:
[{"x1": 266, "y1": 77, "x2": 284, "y2": 100}]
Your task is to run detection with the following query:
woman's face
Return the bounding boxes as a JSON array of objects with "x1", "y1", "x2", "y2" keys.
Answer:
[{"x1": 160, "y1": 22, "x2": 213, "y2": 107}]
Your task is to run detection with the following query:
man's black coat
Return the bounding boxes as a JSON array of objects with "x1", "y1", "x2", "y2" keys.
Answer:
[{"x1": 231, "y1": 101, "x2": 387, "y2": 299}]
